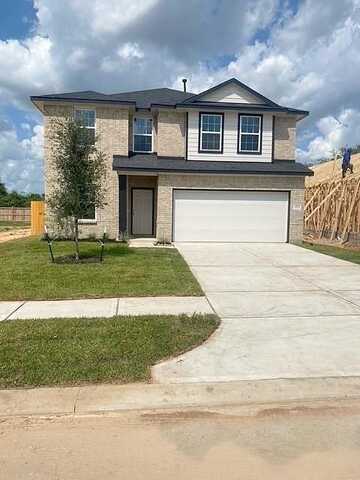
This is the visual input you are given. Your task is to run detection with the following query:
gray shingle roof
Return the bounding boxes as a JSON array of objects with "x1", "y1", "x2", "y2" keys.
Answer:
[
  {"x1": 110, "y1": 88, "x2": 194, "y2": 108},
  {"x1": 30, "y1": 79, "x2": 309, "y2": 118},
  {"x1": 113, "y1": 154, "x2": 313, "y2": 176},
  {"x1": 31, "y1": 88, "x2": 194, "y2": 108},
  {"x1": 31, "y1": 90, "x2": 117, "y2": 101}
]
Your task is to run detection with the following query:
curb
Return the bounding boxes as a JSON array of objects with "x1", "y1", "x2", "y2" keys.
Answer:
[{"x1": 1, "y1": 377, "x2": 360, "y2": 417}]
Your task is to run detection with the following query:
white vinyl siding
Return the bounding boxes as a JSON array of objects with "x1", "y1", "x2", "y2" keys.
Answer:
[
  {"x1": 188, "y1": 111, "x2": 273, "y2": 162},
  {"x1": 173, "y1": 190, "x2": 289, "y2": 243},
  {"x1": 199, "y1": 83, "x2": 265, "y2": 104}
]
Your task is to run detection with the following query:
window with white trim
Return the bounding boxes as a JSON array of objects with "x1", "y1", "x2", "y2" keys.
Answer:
[
  {"x1": 75, "y1": 109, "x2": 96, "y2": 145},
  {"x1": 133, "y1": 117, "x2": 152, "y2": 153},
  {"x1": 199, "y1": 113, "x2": 223, "y2": 152},
  {"x1": 238, "y1": 115, "x2": 262, "y2": 153}
]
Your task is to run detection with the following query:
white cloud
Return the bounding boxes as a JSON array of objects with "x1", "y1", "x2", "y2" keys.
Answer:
[
  {"x1": 0, "y1": 123, "x2": 43, "y2": 193},
  {"x1": 66, "y1": 48, "x2": 89, "y2": 71},
  {"x1": 0, "y1": 36, "x2": 58, "y2": 108},
  {"x1": 297, "y1": 109, "x2": 360, "y2": 163},
  {"x1": 91, "y1": 0, "x2": 159, "y2": 34},
  {"x1": 101, "y1": 43, "x2": 144, "y2": 73},
  {"x1": 117, "y1": 43, "x2": 144, "y2": 60}
]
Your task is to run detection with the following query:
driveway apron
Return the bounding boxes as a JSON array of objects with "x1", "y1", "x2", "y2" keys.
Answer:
[{"x1": 152, "y1": 243, "x2": 360, "y2": 383}]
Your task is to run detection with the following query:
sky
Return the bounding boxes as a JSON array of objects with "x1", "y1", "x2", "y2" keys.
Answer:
[{"x1": 1, "y1": 0, "x2": 360, "y2": 193}]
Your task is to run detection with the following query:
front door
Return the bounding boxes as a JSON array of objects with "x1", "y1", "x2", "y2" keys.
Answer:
[{"x1": 131, "y1": 188, "x2": 154, "y2": 235}]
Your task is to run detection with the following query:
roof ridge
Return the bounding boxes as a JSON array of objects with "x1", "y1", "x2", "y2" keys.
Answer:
[
  {"x1": 110, "y1": 87, "x2": 189, "y2": 96},
  {"x1": 59, "y1": 89, "x2": 102, "y2": 95}
]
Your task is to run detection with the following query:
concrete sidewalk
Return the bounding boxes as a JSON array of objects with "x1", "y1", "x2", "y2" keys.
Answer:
[
  {"x1": 0, "y1": 296, "x2": 213, "y2": 320},
  {"x1": 1, "y1": 377, "x2": 359, "y2": 417}
]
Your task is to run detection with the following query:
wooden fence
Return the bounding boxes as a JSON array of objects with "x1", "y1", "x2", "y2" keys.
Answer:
[
  {"x1": 0, "y1": 202, "x2": 45, "y2": 235},
  {"x1": 0, "y1": 207, "x2": 31, "y2": 222},
  {"x1": 31, "y1": 201, "x2": 45, "y2": 235},
  {"x1": 304, "y1": 173, "x2": 360, "y2": 243}
]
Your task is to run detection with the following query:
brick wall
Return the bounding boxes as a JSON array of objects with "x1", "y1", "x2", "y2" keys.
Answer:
[
  {"x1": 156, "y1": 174, "x2": 305, "y2": 243},
  {"x1": 273, "y1": 116, "x2": 296, "y2": 161},
  {"x1": 43, "y1": 103, "x2": 128, "y2": 239},
  {"x1": 157, "y1": 111, "x2": 185, "y2": 157}
]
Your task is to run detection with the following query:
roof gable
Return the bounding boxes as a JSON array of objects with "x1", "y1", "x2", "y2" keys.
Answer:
[{"x1": 183, "y1": 78, "x2": 279, "y2": 106}]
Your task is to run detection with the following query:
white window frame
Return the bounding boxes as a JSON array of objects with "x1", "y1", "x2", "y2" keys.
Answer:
[
  {"x1": 238, "y1": 115, "x2": 262, "y2": 154},
  {"x1": 133, "y1": 116, "x2": 153, "y2": 153},
  {"x1": 74, "y1": 107, "x2": 97, "y2": 223},
  {"x1": 199, "y1": 113, "x2": 223, "y2": 152},
  {"x1": 74, "y1": 107, "x2": 96, "y2": 146},
  {"x1": 78, "y1": 211, "x2": 97, "y2": 225}
]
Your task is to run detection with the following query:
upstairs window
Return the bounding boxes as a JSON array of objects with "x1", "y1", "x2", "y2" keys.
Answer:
[
  {"x1": 133, "y1": 117, "x2": 152, "y2": 153},
  {"x1": 75, "y1": 109, "x2": 96, "y2": 145},
  {"x1": 238, "y1": 115, "x2": 262, "y2": 154},
  {"x1": 199, "y1": 113, "x2": 223, "y2": 153}
]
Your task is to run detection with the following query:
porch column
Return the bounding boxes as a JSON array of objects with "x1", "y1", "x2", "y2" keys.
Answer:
[{"x1": 118, "y1": 175, "x2": 127, "y2": 238}]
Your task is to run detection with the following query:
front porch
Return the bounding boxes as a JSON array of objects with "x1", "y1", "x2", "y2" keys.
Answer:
[{"x1": 118, "y1": 174, "x2": 158, "y2": 240}]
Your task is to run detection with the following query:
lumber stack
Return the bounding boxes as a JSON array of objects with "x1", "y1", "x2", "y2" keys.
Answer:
[{"x1": 304, "y1": 173, "x2": 360, "y2": 243}]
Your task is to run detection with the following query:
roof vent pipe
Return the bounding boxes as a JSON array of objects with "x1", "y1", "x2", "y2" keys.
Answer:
[{"x1": 182, "y1": 78, "x2": 187, "y2": 92}]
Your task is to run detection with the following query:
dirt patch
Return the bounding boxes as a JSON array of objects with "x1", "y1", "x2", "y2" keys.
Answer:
[{"x1": 0, "y1": 229, "x2": 31, "y2": 243}]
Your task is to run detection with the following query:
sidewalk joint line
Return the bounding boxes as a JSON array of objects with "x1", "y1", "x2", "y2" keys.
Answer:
[
  {"x1": 73, "y1": 387, "x2": 81, "y2": 415},
  {"x1": 4, "y1": 301, "x2": 26, "y2": 321}
]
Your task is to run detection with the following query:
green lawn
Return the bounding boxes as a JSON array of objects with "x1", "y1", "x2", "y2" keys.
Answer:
[
  {"x1": 301, "y1": 242, "x2": 360, "y2": 265},
  {"x1": 0, "y1": 314, "x2": 219, "y2": 388},
  {"x1": 0, "y1": 237, "x2": 202, "y2": 300},
  {"x1": 0, "y1": 221, "x2": 30, "y2": 232}
]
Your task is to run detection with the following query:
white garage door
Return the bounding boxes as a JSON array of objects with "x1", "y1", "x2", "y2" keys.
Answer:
[{"x1": 173, "y1": 190, "x2": 289, "y2": 242}]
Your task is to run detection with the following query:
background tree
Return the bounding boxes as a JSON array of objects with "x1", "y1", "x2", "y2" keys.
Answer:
[
  {"x1": 0, "y1": 181, "x2": 6, "y2": 197},
  {"x1": 47, "y1": 117, "x2": 107, "y2": 261},
  {"x1": 0, "y1": 180, "x2": 43, "y2": 207}
]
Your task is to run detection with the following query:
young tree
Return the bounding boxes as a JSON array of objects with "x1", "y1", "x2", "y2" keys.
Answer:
[{"x1": 47, "y1": 117, "x2": 107, "y2": 261}]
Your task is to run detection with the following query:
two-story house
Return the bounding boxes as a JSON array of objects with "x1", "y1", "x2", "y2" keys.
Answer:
[{"x1": 31, "y1": 78, "x2": 312, "y2": 243}]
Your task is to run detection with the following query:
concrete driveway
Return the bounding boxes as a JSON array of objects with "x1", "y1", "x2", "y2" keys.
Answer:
[{"x1": 152, "y1": 243, "x2": 360, "y2": 383}]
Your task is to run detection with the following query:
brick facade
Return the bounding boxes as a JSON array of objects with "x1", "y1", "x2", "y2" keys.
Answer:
[
  {"x1": 273, "y1": 116, "x2": 296, "y2": 160},
  {"x1": 156, "y1": 174, "x2": 305, "y2": 243},
  {"x1": 44, "y1": 103, "x2": 128, "y2": 239},
  {"x1": 157, "y1": 111, "x2": 185, "y2": 157}
]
